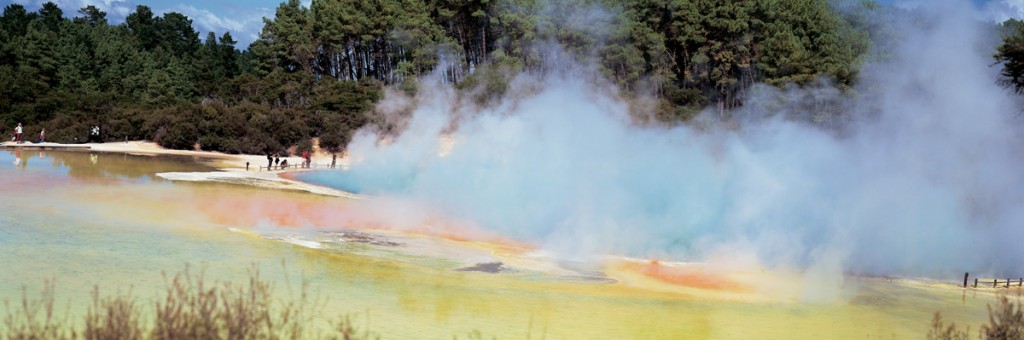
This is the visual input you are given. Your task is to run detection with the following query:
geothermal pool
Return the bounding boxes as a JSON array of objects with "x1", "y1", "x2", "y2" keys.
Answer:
[{"x1": 0, "y1": 150, "x2": 1001, "y2": 338}]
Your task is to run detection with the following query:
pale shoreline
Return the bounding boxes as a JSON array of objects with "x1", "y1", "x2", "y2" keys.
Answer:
[{"x1": 1, "y1": 140, "x2": 362, "y2": 199}]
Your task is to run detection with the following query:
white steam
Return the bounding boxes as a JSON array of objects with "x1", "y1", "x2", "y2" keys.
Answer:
[{"x1": 310, "y1": 1, "x2": 1024, "y2": 278}]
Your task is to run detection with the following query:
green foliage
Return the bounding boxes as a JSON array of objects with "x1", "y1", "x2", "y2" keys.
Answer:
[
  {"x1": 0, "y1": 0, "x2": 873, "y2": 153},
  {"x1": 981, "y1": 296, "x2": 1024, "y2": 340},
  {"x1": 996, "y1": 19, "x2": 1024, "y2": 94},
  {"x1": 0, "y1": 2, "x2": 383, "y2": 154},
  {"x1": 929, "y1": 296, "x2": 1024, "y2": 340},
  {"x1": 455, "y1": 64, "x2": 510, "y2": 106}
]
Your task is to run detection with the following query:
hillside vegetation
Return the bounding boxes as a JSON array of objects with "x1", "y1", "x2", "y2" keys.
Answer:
[{"x1": 0, "y1": 0, "x2": 886, "y2": 154}]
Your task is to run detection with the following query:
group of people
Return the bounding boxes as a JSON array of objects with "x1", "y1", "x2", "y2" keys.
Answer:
[
  {"x1": 264, "y1": 150, "x2": 338, "y2": 171},
  {"x1": 266, "y1": 153, "x2": 287, "y2": 170},
  {"x1": 9, "y1": 123, "x2": 44, "y2": 144}
]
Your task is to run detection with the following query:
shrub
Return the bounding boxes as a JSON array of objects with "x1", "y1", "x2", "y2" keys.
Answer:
[
  {"x1": 2, "y1": 280, "x2": 75, "y2": 340},
  {"x1": 928, "y1": 311, "x2": 970, "y2": 340},
  {"x1": 85, "y1": 288, "x2": 142, "y2": 340},
  {"x1": 1, "y1": 265, "x2": 379, "y2": 339},
  {"x1": 929, "y1": 295, "x2": 1024, "y2": 340},
  {"x1": 982, "y1": 296, "x2": 1024, "y2": 340}
]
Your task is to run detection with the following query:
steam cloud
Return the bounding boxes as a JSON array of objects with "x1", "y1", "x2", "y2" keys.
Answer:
[{"x1": 302, "y1": 1, "x2": 1024, "y2": 279}]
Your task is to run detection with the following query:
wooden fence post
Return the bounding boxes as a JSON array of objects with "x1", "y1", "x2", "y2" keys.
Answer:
[
  {"x1": 994, "y1": 279, "x2": 998, "y2": 288},
  {"x1": 975, "y1": 278, "x2": 978, "y2": 288},
  {"x1": 246, "y1": 162, "x2": 249, "y2": 171},
  {"x1": 964, "y1": 272, "x2": 969, "y2": 288},
  {"x1": 1007, "y1": 279, "x2": 1011, "y2": 288}
]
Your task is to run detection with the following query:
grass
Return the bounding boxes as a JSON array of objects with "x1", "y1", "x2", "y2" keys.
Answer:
[{"x1": 2, "y1": 265, "x2": 378, "y2": 340}]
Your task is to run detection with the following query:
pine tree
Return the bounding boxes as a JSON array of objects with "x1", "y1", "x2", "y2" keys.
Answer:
[
  {"x1": 996, "y1": 19, "x2": 1024, "y2": 94},
  {"x1": 38, "y1": 2, "x2": 63, "y2": 32},
  {"x1": 126, "y1": 6, "x2": 159, "y2": 50}
]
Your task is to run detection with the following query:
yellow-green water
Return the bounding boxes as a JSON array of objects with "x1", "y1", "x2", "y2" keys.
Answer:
[{"x1": 0, "y1": 150, "x2": 1002, "y2": 338}]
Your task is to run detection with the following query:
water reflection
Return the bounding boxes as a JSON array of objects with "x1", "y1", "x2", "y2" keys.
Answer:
[{"x1": 2, "y1": 150, "x2": 214, "y2": 181}]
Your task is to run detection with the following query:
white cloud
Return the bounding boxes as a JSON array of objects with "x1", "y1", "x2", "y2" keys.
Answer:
[
  {"x1": 11, "y1": 0, "x2": 134, "y2": 20},
  {"x1": 166, "y1": 4, "x2": 270, "y2": 47},
  {"x1": 981, "y1": 0, "x2": 1024, "y2": 22},
  {"x1": 8, "y1": 0, "x2": 267, "y2": 48},
  {"x1": 891, "y1": 0, "x2": 1024, "y2": 23},
  {"x1": 889, "y1": 0, "x2": 930, "y2": 10}
]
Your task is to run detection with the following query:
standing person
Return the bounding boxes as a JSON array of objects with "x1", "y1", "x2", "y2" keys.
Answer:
[
  {"x1": 274, "y1": 154, "x2": 280, "y2": 169},
  {"x1": 15, "y1": 123, "x2": 22, "y2": 143},
  {"x1": 38, "y1": 128, "x2": 44, "y2": 143},
  {"x1": 266, "y1": 152, "x2": 273, "y2": 170},
  {"x1": 331, "y1": 153, "x2": 337, "y2": 169}
]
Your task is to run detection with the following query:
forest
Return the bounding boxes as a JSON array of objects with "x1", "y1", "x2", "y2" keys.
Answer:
[{"x1": 0, "y1": 0, "x2": 1015, "y2": 154}]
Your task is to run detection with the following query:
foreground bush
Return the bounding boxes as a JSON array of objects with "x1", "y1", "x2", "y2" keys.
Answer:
[
  {"x1": 2, "y1": 266, "x2": 377, "y2": 340},
  {"x1": 929, "y1": 296, "x2": 1024, "y2": 340}
]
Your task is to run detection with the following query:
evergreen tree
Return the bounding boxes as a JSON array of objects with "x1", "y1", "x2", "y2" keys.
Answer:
[
  {"x1": 15, "y1": 21, "x2": 58, "y2": 101},
  {"x1": 38, "y1": 2, "x2": 63, "y2": 32},
  {"x1": 157, "y1": 12, "x2": 201, "y2": 59},
  {"x1": 126, "y1": 6, "x2": 159, "y2": 50},
  {"x1": 76, "y1": 5, "x2": 107, "y2": 27},
  {"x1": 996, "y1": 19, "x2": 1024, "y2": 94},
  {"x1": 1, "y1": 4, "x2": 37, "y2": 38},
  {"x1": 219, "y1": 32, "x2": 240, "y2": 77}
]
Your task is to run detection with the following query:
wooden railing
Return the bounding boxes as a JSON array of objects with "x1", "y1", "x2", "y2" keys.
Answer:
[
  {"x1": 963, "y1": 272, "x2": 1024, "y2": 288},
  {"x1": 253, "y1": 162, "x2": 338, "y2": 172}
]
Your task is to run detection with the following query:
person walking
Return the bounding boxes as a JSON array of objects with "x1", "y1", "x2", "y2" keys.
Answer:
[
  {"x1": 266, "y1": 152, "x2": 273, "y2": 170},
  {"x1": 38, "y1": 128, "x2": 44, "y2": 143},
  {"x1": 15, "y1": 123, "x2": 22, "y2": 144},
  {"x1": 331, "y1": 153, "x2": 337, "y2": 168}
]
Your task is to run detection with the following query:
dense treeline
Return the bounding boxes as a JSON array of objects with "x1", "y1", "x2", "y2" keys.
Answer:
[
  {"x1": 254, "y1": 0, "x2": 872, "y2": 118},
  {"x1": 0, "y1": 2, "x2": 380, "y2": 153},
  {"x1": 0, "y1": 0, "x2": 875, "y2": 154}
]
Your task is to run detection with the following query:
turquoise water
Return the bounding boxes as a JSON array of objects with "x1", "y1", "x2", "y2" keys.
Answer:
[{"x1": 295, "y1": 168, "x2": 409, "y2": 195}]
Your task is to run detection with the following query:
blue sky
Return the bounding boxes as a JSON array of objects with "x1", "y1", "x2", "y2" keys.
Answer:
[
  {"x1": 4, "y1": 0, "x2": 298, "y2": 46},
  {"x1": 1, "y1": 0, "x2": 1020, "y2": 48}
]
